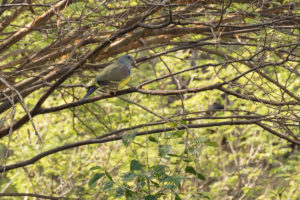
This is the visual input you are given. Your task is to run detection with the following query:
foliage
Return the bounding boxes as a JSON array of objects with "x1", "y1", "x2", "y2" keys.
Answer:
[{"x1": 0, "y1": 0, "x2": 299, "y2": 199}]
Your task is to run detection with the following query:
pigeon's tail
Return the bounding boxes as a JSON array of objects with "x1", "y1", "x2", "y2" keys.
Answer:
[{"x1": 82, "y1": 85, "x2": 98, "y2": 100}]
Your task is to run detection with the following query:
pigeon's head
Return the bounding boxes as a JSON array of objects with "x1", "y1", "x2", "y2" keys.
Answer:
[{"x1": 118, "y1": 54, "x2": 136, "y2": 68}]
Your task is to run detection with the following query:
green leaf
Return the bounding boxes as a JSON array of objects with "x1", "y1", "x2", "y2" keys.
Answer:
[
  {"x1": 145, "y1": 195, "x2": 156, "y2": 200},
  {"x1": 148, "y1": 136, "x2": 158, "y2": 143},
  {"x1": 180, "y1": 120, "x2": 187, "y2": 125},
  {"x1": 150, "y1": 180, "x2": 160, "y2": 187},
  {"x1": 198, "y1": 192, "x2": 210, "y2": 199},
  {"x1": 122, "y1": 132, "x2": 136, "y2": 146},
  {"x1": 185, "y1": 166, "x2": 206, "y2": 180},
  {"x1": 167, "y1": 153, "x2": 180, "y2": 157},
  {"x1": 161, "y1": 176, "x2": 181, "y2": 189},
  {"x1": 197, "y1": 173, "x2": 206, "y2": 181},
  {"x1": 137, "y1": 177, "x2": 146, "y2": 189},
  {"x1": 130, "y1": 160, "x2": 142, "y2": 171},
  {"x1": 88, "y1": 173, "x2": 105, "y2": 188},
  {"x1": 163, "y1": 184, "x2": 176, "y2": 190},
  {"x1": 164, "y1": 130, "x2": 185, "y2": 139},
  {"x1": 171, "y1": 176, "x2": 181, "y2": 189},
  {"x1": 204, "y1": 141, "x2": 218, "y2": 147},
  {"x1": 150, "y1": 165, "x2": 166, "y2": 177},
  {"x1": 187, "y1": 146, "x2": 200, "y2": 154},
  {"x1": 125, "y1": 189, "x2": 135, "y2": 198},
  {"x1": 125, "y1": 189, "x2": 134, "y2": 198},
  {"x1": 122, "y1": 172, "x2": 136, "y2": 182},
  {"x1": 103, "y1": 180, "x2": 114, "y2": 191},
  {"x1": 269, "y1": 167, "x2": 281, "y2": 176},
  {"x1": 175, "y1": 193, "x2": 182, "y2": 200},
  {"x1": 89, "y1": 166, "x2": 102, "y2": 171},
  {"x1": 105, "y1": 171, "x2": 113, "y2": 181},
  {"x1": 158, "y1": 145, "x2": 171, "y2": 157},
  {"x1": 185, "y1": 166, "x2": 197, "y2": 175},
  {"x1": 115, "y1": 186, "x2": 125, "y2": 198},
  {"x1": 172, "y1": 130, "x2": 185, "y2": 137}
]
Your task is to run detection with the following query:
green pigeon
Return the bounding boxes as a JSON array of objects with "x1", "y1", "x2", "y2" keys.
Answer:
[{"x1": 82, "y1": 54, "x2": 135, "y2": 100}]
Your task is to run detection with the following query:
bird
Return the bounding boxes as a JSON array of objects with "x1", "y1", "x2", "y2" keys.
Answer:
[{"x1": 82, "y1": 54, "x2": 135, "y2": 100}]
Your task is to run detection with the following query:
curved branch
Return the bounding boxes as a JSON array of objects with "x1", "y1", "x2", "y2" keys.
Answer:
[{"x1": 0, "y1": 119, "x2": 267, "y2": 173}]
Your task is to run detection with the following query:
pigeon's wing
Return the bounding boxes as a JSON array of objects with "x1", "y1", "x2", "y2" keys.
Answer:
[{"x1": 96, "y1": 62, "x2": 130, "y2": 83}]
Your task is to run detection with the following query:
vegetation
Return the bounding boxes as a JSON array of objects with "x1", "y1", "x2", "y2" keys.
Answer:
[{"x1": 0, "y1": 0, "x2": 299, "y2": 199}]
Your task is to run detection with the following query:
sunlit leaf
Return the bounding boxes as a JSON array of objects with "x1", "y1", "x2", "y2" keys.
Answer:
[
  {"x1": 150, "y1": 165, "x2": 166, "y2": 177},
  {"x1": 103, "y1": 180, "x2": 114, "y2": 191},
  {"x1": 204, "y1": 141, "x2": 218, "y2": 147},
  {"x1": 122, "y1": 133, "x2": 136, "y2": 146},
  {"x1": 158, "y1": 145, "x2": 171, "y2": 157},
  {"x1": 122, "y1": 172, "x2": 136, "y2": 182}
]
